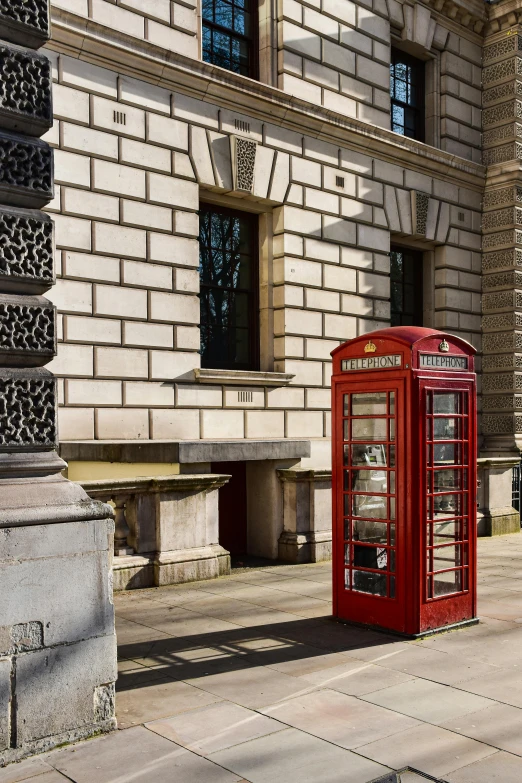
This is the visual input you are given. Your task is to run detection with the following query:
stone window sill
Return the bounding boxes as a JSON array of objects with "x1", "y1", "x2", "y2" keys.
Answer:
[{"x1": 194, "y1": 368, "x2": 294, "y2": 386}]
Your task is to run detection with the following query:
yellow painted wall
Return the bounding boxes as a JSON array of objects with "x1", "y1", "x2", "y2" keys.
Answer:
[{"x1": 65, "y1": 462, "x2": 180, "y2": 481}]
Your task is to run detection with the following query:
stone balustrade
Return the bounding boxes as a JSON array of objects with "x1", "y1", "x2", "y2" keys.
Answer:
[{"x1": 81, "y1": 473, "x2": 231, "y2": 590}]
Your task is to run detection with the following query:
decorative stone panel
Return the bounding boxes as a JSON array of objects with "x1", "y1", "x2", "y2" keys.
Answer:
[
  {"x1": 483, "y1": 207, "x2": 522, "y2": 231},
  {"x1": 411, "y1": 191, "x2": 429, "y2": 236},
  {"x1": 483, "y1": 124, "x2": 522, "y2": 148},
  {"x1": 0, "y1": 44, "x2": 52, "y2": 136},
  {"x1": 484, "y1": 35, "x2": 522, "y2": 65},
  {"x1": 483, "y1": 100, "x2": 522, "y2": 129},
  {"x1": 483, "y1": 394, "x2": 522, "y2": 410},
  {"x1": 0, "y1": 294, "x2": 55, "y2": 366},
  {"x1": 483, "y1": 413, "x2": 522, "y2": 435},
  {"x1": 0, "y1": 206, "x2": 54, "y2": 293},
  {"x1": 0, "y1": 368, "x2": 56, "y2": 450},
  {"x1": 231, "y1": 136, "x2": 257, "y2": 193},
  {"x1": 482, "y1": 353, "x2": 522, "y2": 371},
  {"x1": 482, "y1": 248, "x2": 522, "y2": 272},
  {"x1": 0, "y1": 0, "x2": 50, "y2": 49},
  {"x1": 483, "y1": 81, "x2": 522, "y2": 108},
  {"x1": 482, "y1": 290, "x2": 522, "y2": 311},
  {"x1": 483, "y1": 372, "x2": 522, "y2": 392},
  {"x1": 0, "y1": 130, "x2": 53, "y2": 207},
  {"x1": 483, "y1": 229, "x2": 522, "y2": 250},
  {"x1": 483, "y1": 331, "x2": 522, "y2": 353},
  {"x1": 483, "y1": 143, "x2": 522, "y2": 166},
  {"x1": 483, "y1": 186, "x2": 519, "y2": 210},
  {"x1": 483, "y1": 270, "x2": 522, "y2": 290},
  {"x1": 483, "y1": 58, "x2": 522, "y2": 87},
  {"x1": 482, "y1": 312, "x2": 522, "y2": 331}
]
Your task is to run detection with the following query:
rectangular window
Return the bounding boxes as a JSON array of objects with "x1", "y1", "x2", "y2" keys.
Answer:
[
  {"x1": 390, "y1": 48, "x2": 425, "y2": 141},
  {"x1": 390, "y1": 247, "x2": 423, "y2": 327},
  {"x1": 202, "y1": 0, "x2": 257, "y2": 78},
  {"x1": 199, "y1": 204, "x2": 259, "y2": 370}
]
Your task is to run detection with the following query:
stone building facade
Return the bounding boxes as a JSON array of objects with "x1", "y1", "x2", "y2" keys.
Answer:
[{"x1": 33, "y1": 0, "x2": 522, "y2": 586}]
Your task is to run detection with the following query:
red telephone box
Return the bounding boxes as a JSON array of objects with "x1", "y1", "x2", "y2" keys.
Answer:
[{"x1": 331, "y1": 327, "x2": 477, "y2": 637}]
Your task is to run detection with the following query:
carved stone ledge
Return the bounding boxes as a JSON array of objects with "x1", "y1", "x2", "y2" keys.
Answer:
[
  {"x1": 0, "y1": 293, "x2": 55, "y2": 366},
  {"x1": 0, "y1": 367, "x2": 56, "y2": 451},
  {"x1": 0, "y1": 43, "x2": 52, "y2": 136},
  {"x1": 0, "y1": 130, "x2": 53, "y2": 208},
  {"x1": 0, "y1": 206, "x2": 54, "y2": 294},
  {"x1": 0, "y1": 0, "x2": 50, "y2": 49}
]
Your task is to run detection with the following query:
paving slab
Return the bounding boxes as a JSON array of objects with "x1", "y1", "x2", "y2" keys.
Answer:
[
  {"x1": 208, "y1": 726, "x2": 391, "y2": 783},
  {"x1": 356, "y1": 723, "x2": 498, "y2": 778},
  {"x1": 441, "y1": 702, "x2": 522, "y2": 755},
  {"x1": 116, "y1": 676, "x2": 223, "y2": 727},
  {"x1": 444, "y1": 750, "x2": 522, "y2": 782},
  {"x1": 0, "y1": 758, "x2": 61, "y2": 782},
  {"x1": 186, "y1": 664, "x2": 309, "y2": 708},
  {"x1": 260, "y1": 688, "x2": 420, "y2": 749},
  {"x1": 299, "y1": 659, "x2": 415, "y2": 696},
  {"x1": 146, "y1": 702, "x2": 285, "y2": 755},
  {"x1": 455, "y1": 666, "x2": 522, "y2": 707},
  {"x1": 361, "y1": 676, "x2": 495, "y2": 724},
  {"x1": 47, "y1": 726, "x2": 243, "y2": 783}
]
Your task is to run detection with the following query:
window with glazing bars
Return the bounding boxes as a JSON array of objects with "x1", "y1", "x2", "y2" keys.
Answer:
[
  {"x1": 390, "y1": 247, "x2": 423, "y2": 327},
  {"x1": 202, "y1": 0, "x2": 257, "y2": 78},
  {"x1": 199, "y1": 204, "x2": 259, "y2": 371},
  {"x1": 390, "y1": 48, "x2": 425, "y2": 141}
]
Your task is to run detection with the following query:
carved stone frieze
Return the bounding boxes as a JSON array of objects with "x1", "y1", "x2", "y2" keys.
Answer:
[
  {"x1": 483, "y1": 143, "x2": 522, "y2": 166},
  {"x1": 484, "y1": 35, "x2": 522, "y2": 65},
  {"x1": 483, "y1": 186, "x2": 518, "y2": 210},
  {"x1": 483, "y1": 229, "x2": 522, "y2": 250},
  {"x1": 483, "y1": 331, "x2": 522, "y2": 353},
  {"x1": 0, "y1": 368, "x2": 56, "y2": 450},
  {"x1": 231, "y1": 136, "x2": 257, "y2": 193},
  {"x1": 483, "y1": 80, "x2": 522, "y2": 108},
  {"x1": 483, "y1": 270, "x2": 522, "y2": 290},
  {"x1": 0, "y1": 0, "x2": 50, "y2": 49},
  {"x1": 482, "y1": 394, "x2": 522, "y2": 410},
  {"x1": 482, "y1": 248, "x2": 522, "y2": 272},
  {"x1": 0, "y1": 44, "x2": 52, "y2": 136},
  {"x1": 483, "y1": 57, "x2": 522, "y2": 87},
  {"x1": 0, "y1": 294, "x2": 55, "y2": 366},
  {"x1": 483, "y1": 100, "x2": 522, "y2": 129},
  {"x1": 483, "y1": 206, "x2": 522, "y2": 231},
  {"x1": 482, "y1": 312, "x2": 522, "y2": 330},
  {"x1": 482, "y1": 353, "x2": 522, "y2": 371},
  {"x1": 483, "y1": 372, "x2": 522, "y2": 392},
  {"x1": 482, "y1": 413, "x2": 522, "y2": 435},
  {"x1": 482, "y1": 290, "x2": 522, "y2": 311},
  {"x1": 0, "y1": 206, "x2": 54, "y2": 293},
  {"x1": 0, "y1": 130, "x2": 53, "y2": 208}
]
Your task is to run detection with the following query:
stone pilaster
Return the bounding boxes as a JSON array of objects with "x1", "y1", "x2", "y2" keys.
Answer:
[{"x1": 0, "y1": 0, "x2": 117, "y2": 765}]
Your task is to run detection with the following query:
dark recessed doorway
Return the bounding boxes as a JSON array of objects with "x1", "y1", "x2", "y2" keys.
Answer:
[{"x1": 212, "y1": 461, "x2": 247, "y2": 555}]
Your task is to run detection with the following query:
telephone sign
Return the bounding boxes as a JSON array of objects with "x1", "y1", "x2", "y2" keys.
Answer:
[{"x1": 331, "y1": 326, "x2": 478, "y2": 638}]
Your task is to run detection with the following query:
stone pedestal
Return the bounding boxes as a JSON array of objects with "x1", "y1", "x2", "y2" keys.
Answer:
[
  {"x1": 477, "y1": 456, "x2": 521, "y2": 536},
  {"x1": 277, "y1": 468, "x2": 332, "y2": 563},
  {"x1": 82, "y1": 474, "x2": 231, "y2": 590}
]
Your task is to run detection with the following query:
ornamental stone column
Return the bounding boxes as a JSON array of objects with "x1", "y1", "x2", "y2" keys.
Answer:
[
  {"x1": 0, "y1": 2, "x2": 117, "y2": 764},
  {"x1": 480, "y1": 22, "x2": 522, "y2": 534}
]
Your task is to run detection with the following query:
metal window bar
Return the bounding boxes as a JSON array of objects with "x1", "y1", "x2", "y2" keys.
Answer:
[{"x1": 512, "y1": 460, "x2": 522, "y2": 520}]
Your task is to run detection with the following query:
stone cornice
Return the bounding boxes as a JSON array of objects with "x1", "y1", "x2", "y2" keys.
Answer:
[
  {"x1": 49, "y1": 7, "x2": 485, "y2": 191},
  {"x1": 486, "y1": 0, "x2": 522, "y2": 34},
  {"x1": 423, "y1": 0, "x2": 486, "y2": 34}
]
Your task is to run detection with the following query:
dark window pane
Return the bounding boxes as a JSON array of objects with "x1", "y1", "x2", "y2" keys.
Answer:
[
  {"x1": 201, "y1": 0, "x2": 256, "y2": 78},
  {"x1": 390, "y1": 48, "x2": 424, "y2": 141},
  {"x1": 199, "y1": 205, "x2": 258, "y2": 371},
  {"x1": 389, "y1": 246, "x2": 423, "y2": 327}
]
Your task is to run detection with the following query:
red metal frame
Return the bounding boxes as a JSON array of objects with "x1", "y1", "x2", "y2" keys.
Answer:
[{"x1": 331, "y1": 327, "x2": 477, "y2": 637}]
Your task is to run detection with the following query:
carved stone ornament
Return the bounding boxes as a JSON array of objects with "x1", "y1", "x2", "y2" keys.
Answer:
[
  {"x1": 483, "y1": 57, "x2": 522, "y2": 87},
  {"x1": 0, "y1": 130, "x2": 53, "y2": 208},
  {"x1": 0, "y1": 293, "x2": 56, "y2": 366},
  {"x1": 411, "y1": 191, "x2": 429, "y2": 236},
  {"x1": 483, "y1": 143, "x2": 522, "y2": 166},
  {"x1": 0, "y1": 367, "x2": 56, "y2": 450},
  {"x1": 0, "y1": 43, "x2": 52, "y2": 136},
  {"x1": 484, "y1": 34, "x2": 522, "y2": 66},
  {"x1": 483, "y1": 413, "x2": 522, "y2": 435},
  {"x1": 482, "y1": 248, "x2": 522, "y2": 272},
  {"x1": 0, "y1": 0, "x2": 50, "y2": 49},
  {"x1": 483, "y1": 331, "x2": 522, "y2": 353},
  {"x1": 483, "y1": 270, "x2": 522, "y2": 290},
  {"x1": 231, "y1": 135, "x2": 257, "y2": 193},
  {"x1": 483, "y1": 100, "x2": 522, "y2": 129},
  {"x1": 483, "y1": 372, "x2": 522, "y2": 392},
  {"x1": 0, "y1": 206, "x2": 54, "y2": 293},
  {"x1": 483, "y1": 394, "x2": 522, "y2": 410}
]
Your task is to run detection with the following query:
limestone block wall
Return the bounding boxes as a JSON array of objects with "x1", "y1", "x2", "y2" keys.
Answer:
[{"x1": 41, "y1": 39, "x2": 483, "y2": 465}]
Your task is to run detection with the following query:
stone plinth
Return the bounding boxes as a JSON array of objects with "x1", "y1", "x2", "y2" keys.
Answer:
[
  {"x1": 81, "y1": 473, "x2": 232, "y2": 590},
  {"x1": 277, "y1": 468, "x2": 332, "y2": 563},
  {"x1": 477, "y1": 456, "x2": 521, "y2": 536}
]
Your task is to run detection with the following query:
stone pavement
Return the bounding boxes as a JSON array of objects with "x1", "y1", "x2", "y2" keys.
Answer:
[{"x1": 5, "y1": 534, "x2": 522, "y2": 782}]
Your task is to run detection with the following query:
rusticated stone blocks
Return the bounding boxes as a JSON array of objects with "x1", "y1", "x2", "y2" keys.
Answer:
[
  {"x1": 0, "y1": 0, "x2": 50, "y2": 50},
  {"x1": 0, "y1": 131, "x2": 53, "y2": 207},
  {"x1": 0, "y1": 206, "x2": 54, "y2": 293},
  {"x1": 0, "y1": 294, "x2": 56, "y2": 366},
  {"x1": 0, "y1": 43, "x2": 52, "y2": 136},
  {"x1": 0, "y1": 368, "x2": 57, "y2": 450}
]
